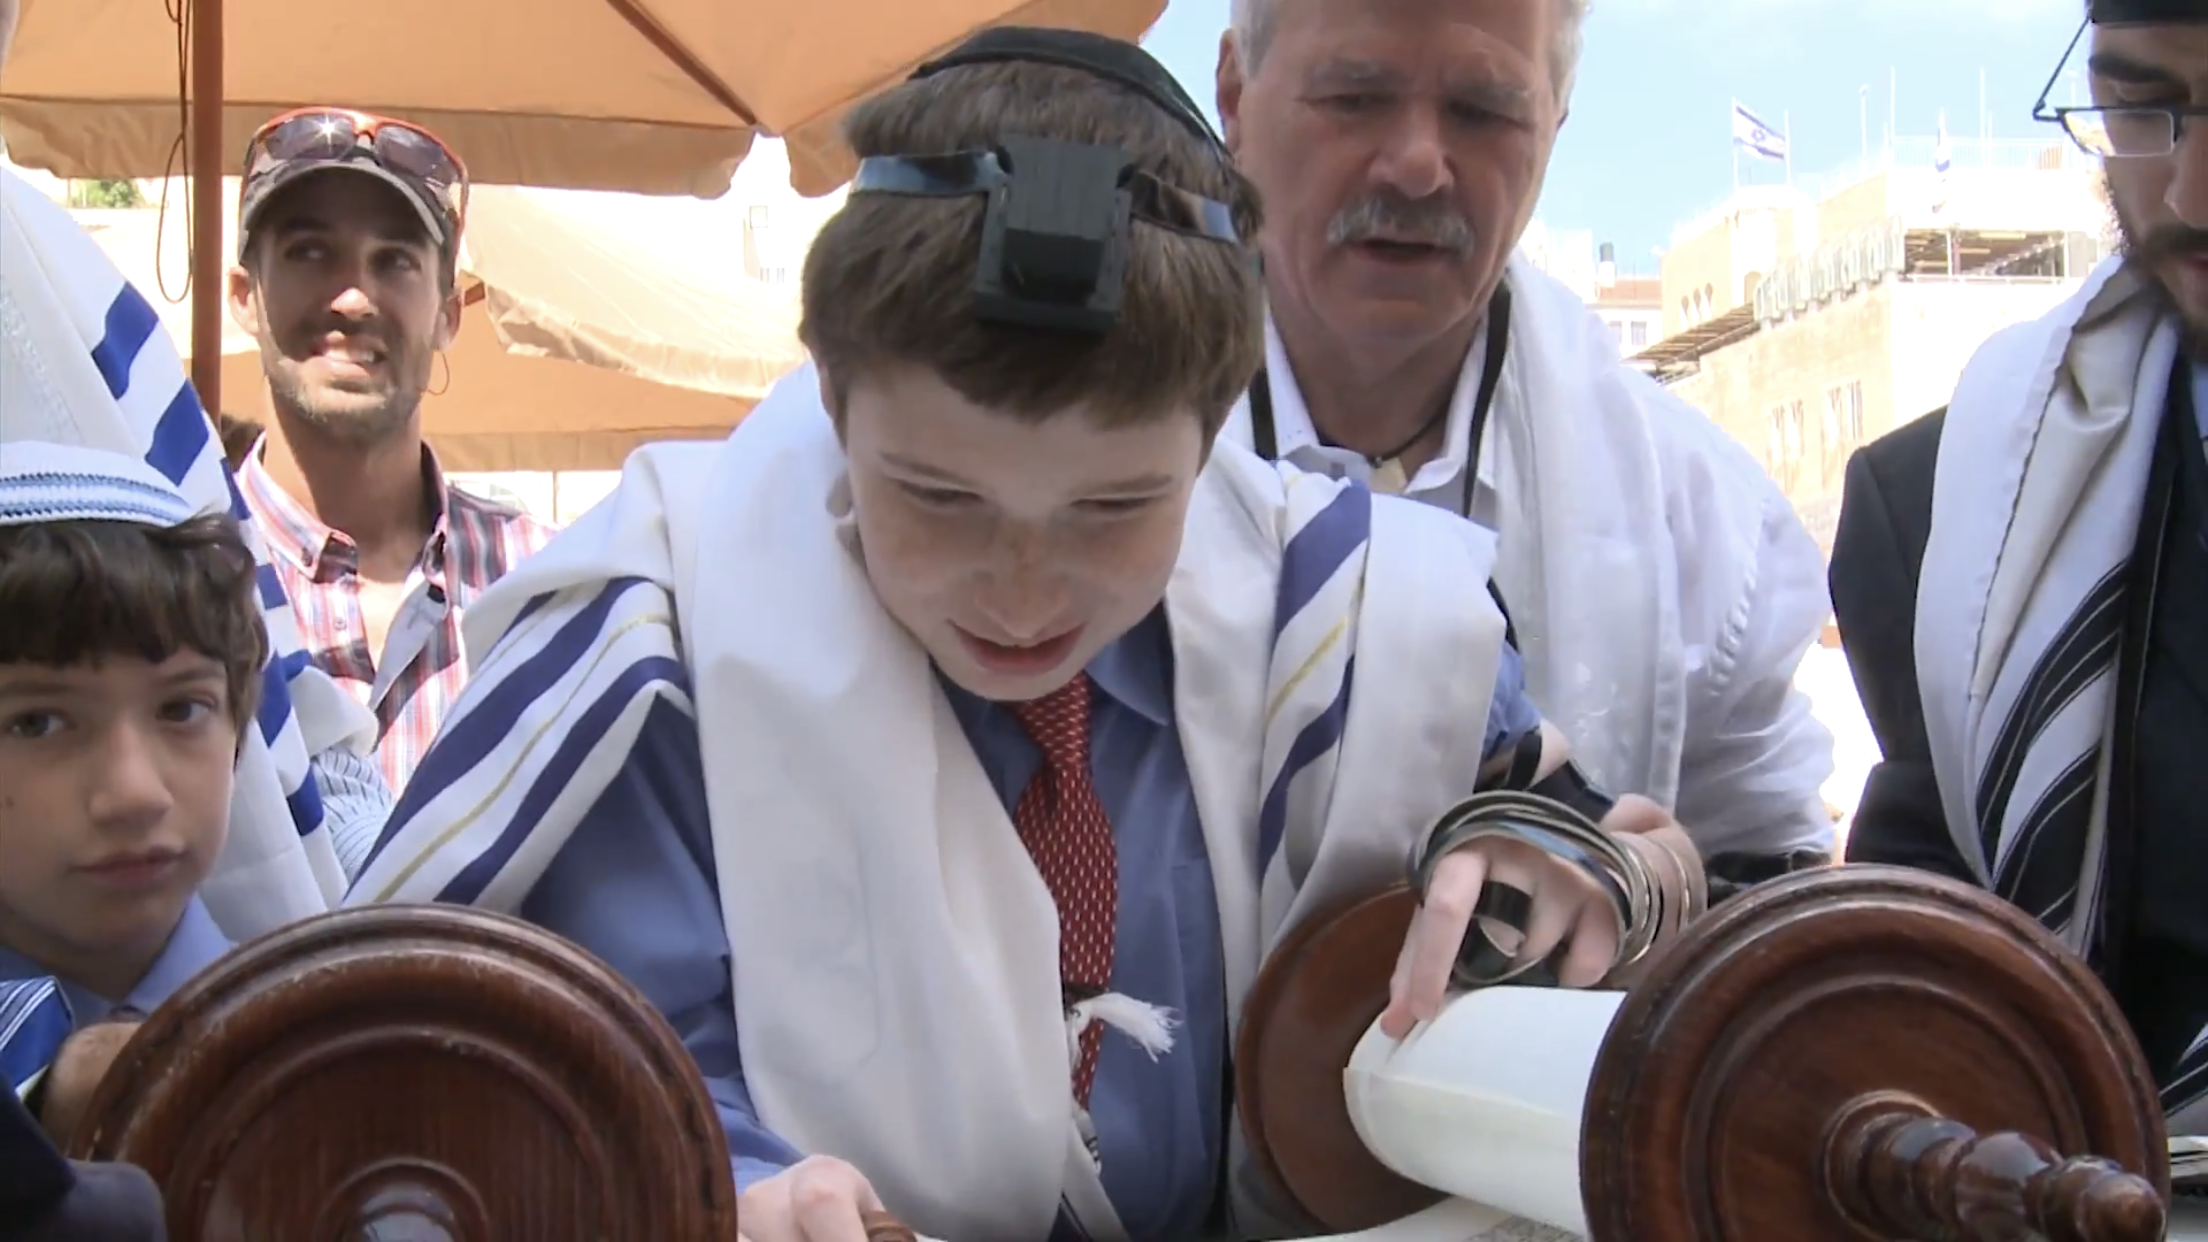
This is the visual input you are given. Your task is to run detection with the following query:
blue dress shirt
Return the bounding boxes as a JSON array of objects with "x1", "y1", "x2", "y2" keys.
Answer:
[{"x1": 517, "y1": 608, "x2": 1539, "y2": 1239}]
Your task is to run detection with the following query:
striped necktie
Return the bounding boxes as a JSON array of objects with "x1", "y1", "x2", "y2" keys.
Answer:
[
  {"x1": 1, "y1": 979, "x2": 73, "y2": 1095},
  {"x1": 1009, "y1": 674, "x2": 1118, "y2": 1107}
]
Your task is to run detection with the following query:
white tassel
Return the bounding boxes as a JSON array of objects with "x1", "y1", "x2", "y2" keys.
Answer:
[{"x1": 1065, "y1": 992, "x2": 1179, "y2": 1067}]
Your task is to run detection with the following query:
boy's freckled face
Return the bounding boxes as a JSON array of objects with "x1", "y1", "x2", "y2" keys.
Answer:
[
  {"x1": 832, "y1": 364, "x2": 1208, "y2": 703},
  {"x1": 0, "y1": 652, "x2": 236, "y2": 993}
]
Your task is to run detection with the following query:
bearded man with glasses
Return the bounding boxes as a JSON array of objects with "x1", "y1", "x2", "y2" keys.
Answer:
[{"x1": 1831, "y1": 0, "x2": 2208, "y2": 1185}]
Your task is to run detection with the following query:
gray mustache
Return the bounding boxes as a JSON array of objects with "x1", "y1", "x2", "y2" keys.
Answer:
[{"x1": 1326, "y1": 195, "x2": 1475, "y2": 253}]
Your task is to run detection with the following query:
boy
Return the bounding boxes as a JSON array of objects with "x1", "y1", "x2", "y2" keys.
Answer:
[
  {"x1": 0, "y1": 443, "x2": 263, "y2": 1138},
  {"x1": 1, "y1": 140, "x2": 390, "y2": 925},
  {"x1": 353, "y1": 29, "x2": 1703, "y2": 1242}
]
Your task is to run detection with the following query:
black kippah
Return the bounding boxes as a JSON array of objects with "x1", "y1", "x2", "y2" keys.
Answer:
[
  {"x1": 2090, "y1": 0, "x2": 2206, "y2": 25},
  {"x1": 913, "y1": 26, "x2": 1225, "y2": 154}
]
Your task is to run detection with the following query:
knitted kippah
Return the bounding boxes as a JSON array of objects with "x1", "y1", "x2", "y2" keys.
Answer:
[{"x1": 0, "y1": 441, "x2": 206, "y2": 529}]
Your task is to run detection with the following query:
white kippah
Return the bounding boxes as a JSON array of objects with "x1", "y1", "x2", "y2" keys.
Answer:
[{"x1": 0, "y1": 440, "x2": 207, "y2": 529}]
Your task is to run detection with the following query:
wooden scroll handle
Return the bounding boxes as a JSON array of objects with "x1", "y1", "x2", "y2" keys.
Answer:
[
  {"x1": 862, "y1": 1209, "x2": 920, "y2": 1242},
  {"x1": 1824, "y1": 1095, "x2": 2166, "y2": 1242}
]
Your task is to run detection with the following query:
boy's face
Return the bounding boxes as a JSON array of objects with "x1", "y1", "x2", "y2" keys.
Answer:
[
  {"x1": 0, "y1": 652, "x2": 235, "y2": 992},
  {"x1": 833, "y1": 365, "x2": 1208, "y2": 702}
]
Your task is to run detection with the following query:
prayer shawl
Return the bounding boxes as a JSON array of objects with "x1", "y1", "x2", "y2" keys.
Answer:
[
  {"x1": 1227, "y1": 257, "x2": 1704, "y2": 831},
  {"x1": 352, "y1": 363, "x2": 1510, "y2": 1241},
  {"x1": 1919, "y1": 255, "x2": 2208, "y2": 1142},
  {"x1": 0, "y1": 166, "x2": 373, "y2": 936}
]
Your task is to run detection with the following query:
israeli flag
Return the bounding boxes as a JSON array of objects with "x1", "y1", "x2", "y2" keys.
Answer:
[{"x1": 1731, "y1": 101, "x2": 1788, "y2": 162}]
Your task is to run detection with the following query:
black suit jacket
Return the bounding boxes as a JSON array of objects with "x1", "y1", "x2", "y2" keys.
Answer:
[
  {"x1": 0, "y1": 1089, "x2": 166, "y2": 1241},
  {"x1": 1826, "y1": 409, "x2": 1977, "y2": 881},
  {"x1": 0, "y1": 1089, "x2": 74, "y2": 1227}
]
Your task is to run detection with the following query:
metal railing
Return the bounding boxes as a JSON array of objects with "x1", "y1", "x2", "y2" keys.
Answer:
[
  {"x1": 1899, "y1": 273, "x2": 2074, "y2": 285},
  {"x1": 1754, "y1": 216, "x2": 1909, "y2": 324}
]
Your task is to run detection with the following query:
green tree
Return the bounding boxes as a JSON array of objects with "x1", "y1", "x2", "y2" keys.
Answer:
[{"x1": 69, "y1": 178, "x2": 145, "y2": 209}]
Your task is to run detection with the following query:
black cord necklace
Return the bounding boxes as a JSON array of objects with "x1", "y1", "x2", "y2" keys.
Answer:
[
  {"x1": 1245, "y1": 285, "x2": 1520, "y2": 646},
  {"x1": 1247, "y1": 285, "x2": 1512, "y2": 519}
]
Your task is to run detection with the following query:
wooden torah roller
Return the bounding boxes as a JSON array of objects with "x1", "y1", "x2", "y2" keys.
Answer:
[
  {"x1": 65, "y1": 904, "x2": 739, "y2": 1240},
  {"x1": 1234, "y1": 864, "x2": 2170, "y2": 1242}
]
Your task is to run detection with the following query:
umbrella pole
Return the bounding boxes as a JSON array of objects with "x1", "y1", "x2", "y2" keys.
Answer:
[{"x1": 188, "y1": 0, "x2": 226, "y2": 416}]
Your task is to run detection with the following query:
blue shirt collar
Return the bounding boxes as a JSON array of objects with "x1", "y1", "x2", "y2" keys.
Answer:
[
  {"x1": 1081, "y1": 607, "x2": 1174, "y2": 726},
  {"x1": 0, "y1": 897, "x2": 230, "y2": 1025}
]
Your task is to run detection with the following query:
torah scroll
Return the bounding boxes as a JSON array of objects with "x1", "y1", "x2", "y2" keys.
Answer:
[
  {"x1": 68, "y1": 873, "x2": 2174, "y2": 1242},
  {"x1": 1241, "y1": 865, "x2": 2172, "y2": 1242},
  {"x1": 65, "y1": 905, "x2": 741, "y2": 1240},
  {"x1": 1332, "y1": 988, "x2": 1621, "y2": 1238}
]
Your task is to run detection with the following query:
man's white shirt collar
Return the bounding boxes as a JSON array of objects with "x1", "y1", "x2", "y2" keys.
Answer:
[{"x1": 1259, "y1": 309, "x2": 1497, "y2": 507}]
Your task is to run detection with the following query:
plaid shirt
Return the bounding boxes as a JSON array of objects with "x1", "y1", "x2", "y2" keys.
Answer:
[{"x1": 237, "y1": 445, "x2": 555, "y2": 796}]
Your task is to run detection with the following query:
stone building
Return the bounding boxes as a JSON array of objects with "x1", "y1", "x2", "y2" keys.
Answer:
[{"x1": 1636, "y1": 138, "x2": 2110, "y2": 554}]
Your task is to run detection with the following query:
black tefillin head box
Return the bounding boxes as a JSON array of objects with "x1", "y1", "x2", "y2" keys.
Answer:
[{"x1": 972, "y1": 135, "x2": 1135, "y2": 336}]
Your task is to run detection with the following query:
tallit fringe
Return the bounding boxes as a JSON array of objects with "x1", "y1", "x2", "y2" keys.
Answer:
[{"x1": 1066, "y1": 993, "x2": 1178, "y2": 1064}]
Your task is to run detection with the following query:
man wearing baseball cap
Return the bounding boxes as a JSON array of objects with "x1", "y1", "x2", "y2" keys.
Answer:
[
  {"x1": 225, "y1": 107, "x2": 553, "y2": 809},
  {"x1": 1833, "y1": 0, "x2": 2208, "y2": 1174}
]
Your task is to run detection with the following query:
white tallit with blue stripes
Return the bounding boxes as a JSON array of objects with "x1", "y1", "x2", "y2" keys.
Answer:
[
  {"x1": 350, "y1": 360, "x2": 1508, "y2": 1242},
  {"x1": 0, "y1": 166, "x2": 374, "y2": 936}
]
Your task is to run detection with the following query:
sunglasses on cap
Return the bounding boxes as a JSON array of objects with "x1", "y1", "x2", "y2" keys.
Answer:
[{"x1": 242, "y1": 107, "x2": 470, "y2": 228}]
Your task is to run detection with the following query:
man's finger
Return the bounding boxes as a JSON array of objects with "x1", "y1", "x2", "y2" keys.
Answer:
[
  {"x1": 789, "y1": 1165, "x2": 875, "y2": 1242},
  {"x1": 1555, "y1": 899, "x2": 1618, "y2": 988},
  {"x1": 1513, "y1": 863, "x2": 1581, "y2": 969},
  {"x1": 1477, "y1": 847, "x2": 1547, "y2": 956},
  {"x1": 1599, "y1": 793, "x2": 1671, "y2": 836},
  {"x1": 1379, "y1": 922, "x2": 1422, "y2": 1039},
  {"x1": 1403, "y1": 848, "x2": 1489, "y2": 1030}
]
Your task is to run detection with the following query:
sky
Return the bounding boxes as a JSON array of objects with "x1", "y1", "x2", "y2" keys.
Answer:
[{"x1": 1142, "y1": 0, "x2": 2091, "y2": 269}]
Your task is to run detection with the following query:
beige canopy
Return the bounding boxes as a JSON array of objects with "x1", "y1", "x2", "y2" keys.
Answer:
[
  {"x1": 83, "y1": 181, "x2": 807, "y2": 472},
  {"x1": 2, "y1": 0, "x2": 1164, "y2": 415},
  {"x1": 0, "y1": 0, "x2": 1168, "y2": 198}
]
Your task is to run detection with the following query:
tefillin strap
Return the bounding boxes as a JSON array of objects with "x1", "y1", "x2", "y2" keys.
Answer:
[{"x1": 846, "y1": 27, "x2": 1245, "y2": 336}]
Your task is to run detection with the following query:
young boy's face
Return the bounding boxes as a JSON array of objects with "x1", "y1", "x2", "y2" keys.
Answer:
[
  {"x1": 0, "y1": 652, "x2": 235, "y2": 994},
  {"x1": 833, "y1": 364, "x2": 1208, "y2": 702}
]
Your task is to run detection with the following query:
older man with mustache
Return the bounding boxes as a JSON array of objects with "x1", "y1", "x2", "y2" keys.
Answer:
[
  {"x1": 1831, "y1": 0, "x2": 2208, "y2": 1169},
  {"x1": 1215, "y1": 0, "x2": 1839, "y2": 874}
]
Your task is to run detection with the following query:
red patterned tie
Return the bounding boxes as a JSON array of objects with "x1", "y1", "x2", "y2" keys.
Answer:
[{"x1": 1009, "y1": 672, "x2": 1119, "y2": 1108}]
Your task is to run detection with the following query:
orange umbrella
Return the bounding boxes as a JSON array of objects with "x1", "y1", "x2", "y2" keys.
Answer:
[{"x1": 0, "y1": 0, "x2": 1167, "y2": 410}]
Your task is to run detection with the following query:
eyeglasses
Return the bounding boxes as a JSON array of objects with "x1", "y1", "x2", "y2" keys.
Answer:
[
  {"x1": 2032, "y1": 17, "x2": 2208, "y2": 161},
  {"x1": 242, "y1": 107, "x2": 469, "y2": 224},
  {"x1": 2053, "y1": 105, "x2": 2208, "y2": 159}
]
